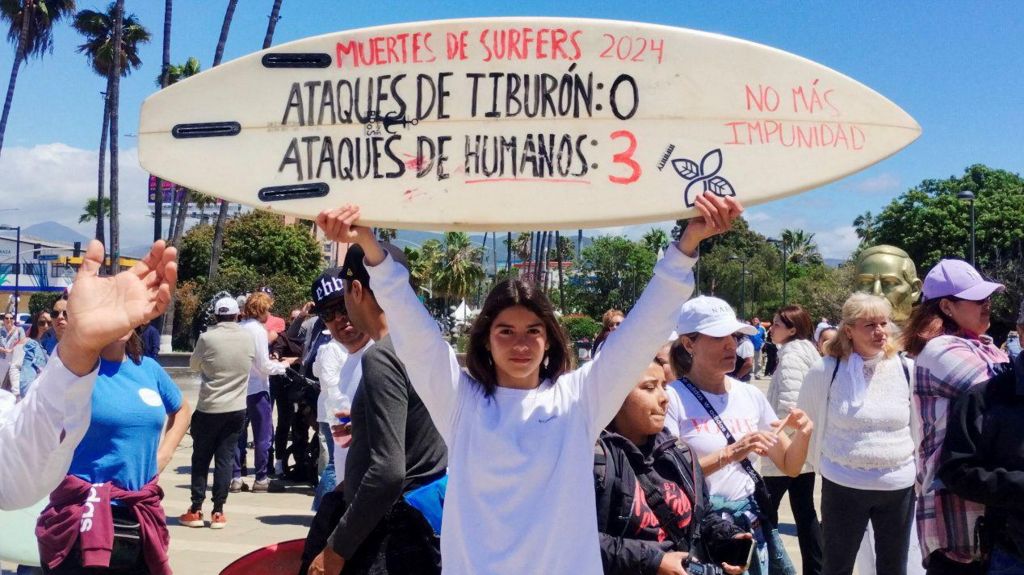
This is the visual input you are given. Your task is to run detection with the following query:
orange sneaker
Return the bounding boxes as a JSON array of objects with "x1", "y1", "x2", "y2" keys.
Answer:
[
  {"x1": 210, "y1": 511, "x2": 227, "y2": 529},
  {"x1": 179, "y1": 509, "x2": 204, "y2": 528}
]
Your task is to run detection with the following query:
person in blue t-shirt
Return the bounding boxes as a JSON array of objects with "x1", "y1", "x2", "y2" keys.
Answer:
[
  {"x1": 749, "y1": 317, "x2": 767, "y2": 378},
  {"x1": 41, "y1": 328, "x2": 191, "y2": 573}
]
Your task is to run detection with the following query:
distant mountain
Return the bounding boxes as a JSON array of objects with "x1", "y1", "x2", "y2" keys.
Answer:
[
  {"x1": 824, "y1": 257, "x2": 847, "y2": 268},
  {"x1": 23, "y1": 221, "x2": 89, "y2": 245}
]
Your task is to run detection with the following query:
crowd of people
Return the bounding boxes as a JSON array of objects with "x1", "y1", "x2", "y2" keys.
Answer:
[{"x1": 2, "y1": 191, "x2": 1023, "y2": 575}]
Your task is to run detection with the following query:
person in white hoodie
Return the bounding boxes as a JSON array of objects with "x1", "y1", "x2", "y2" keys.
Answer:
[
  {"x1": 797, "y1": 293, "x2": 917, "y2": 575},
  {"x1": 763, "y1": 304, "x2": 823, "y2": 575}
]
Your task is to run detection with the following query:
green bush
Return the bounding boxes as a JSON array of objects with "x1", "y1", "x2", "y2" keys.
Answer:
[
  {"x1": 560, "y1": 314, "x2": 600, "y2": 341},
  {"x1": 28, "y1": 292, "x2": 63, "y2": 317}
]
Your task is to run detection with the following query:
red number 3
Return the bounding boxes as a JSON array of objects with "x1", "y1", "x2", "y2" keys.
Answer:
[{"x1": 608, "y1": 130, "x2": 641, "y2": 184}]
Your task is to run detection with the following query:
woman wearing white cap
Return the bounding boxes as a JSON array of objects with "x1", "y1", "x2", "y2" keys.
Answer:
[
  {"x1": 666, "y1": 296, "x2": 810, "y2": 575},
  {"x1": 900, "y1": 259, "x2": 1006, "y2": 575}
]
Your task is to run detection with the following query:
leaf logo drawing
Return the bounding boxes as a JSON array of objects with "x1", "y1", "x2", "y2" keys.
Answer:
[{"x1": 671, "y1": 149, "x2": 736, "y2": 207}]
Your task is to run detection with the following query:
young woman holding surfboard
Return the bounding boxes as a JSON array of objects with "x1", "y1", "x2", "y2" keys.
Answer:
[{"x1": 313, "y1": 192, "x2": 741, "y2": 575}]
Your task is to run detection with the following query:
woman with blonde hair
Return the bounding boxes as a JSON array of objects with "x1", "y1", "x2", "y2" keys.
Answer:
[
  {"x1": 233, "y1": 291, "x2": 293, "y2": 492},
  {"x1": 798, "y1": 293, "x2": 916, "y2": 575}
]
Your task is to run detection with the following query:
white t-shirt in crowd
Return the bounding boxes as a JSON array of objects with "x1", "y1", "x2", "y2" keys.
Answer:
[
  {"x1": 333, "y1": 339, "x2": 372, "y2": 479},
  {"x1": 667, "y1": 377, "x2": 778, "y2": 501},
  {"x1": 736, "y1": 338, "x2": 754, "y2": 359}
]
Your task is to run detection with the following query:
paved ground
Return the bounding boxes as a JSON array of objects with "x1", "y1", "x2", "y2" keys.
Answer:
[{"x1": 4, "y1": 370, "x2": 812, "y2": 574}]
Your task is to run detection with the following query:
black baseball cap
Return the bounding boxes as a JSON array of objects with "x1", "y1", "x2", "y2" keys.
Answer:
[
  {"x1": 310, "y1": 267, "x2": 345, "y2": 312},
  {"x1": 340, "y1": 243, "x2": 409, "y2": 291}
]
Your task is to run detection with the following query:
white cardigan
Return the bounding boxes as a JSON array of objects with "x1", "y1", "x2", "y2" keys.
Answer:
[{"x1": 763, "y1": 338, "x2": 819, "y2": 476}]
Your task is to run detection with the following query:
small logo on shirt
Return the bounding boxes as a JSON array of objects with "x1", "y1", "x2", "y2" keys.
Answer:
[
  {"x1": 138, "y1": 388, "x2": 163, "y2": 407},
  {"x1": 537, "y1": 415, "x2": 558, "y2": 424},
  {"x1": 80, "y1": 484, "x2": 102, "y2": 533}
]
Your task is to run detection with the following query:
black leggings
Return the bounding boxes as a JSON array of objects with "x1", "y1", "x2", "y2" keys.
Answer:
[
  {"x1": 763, "y1": 472, "x2": 823, "y2": 575},
  {"x1": 821, "y1": 477, "x2": 915, "y2": 575}
]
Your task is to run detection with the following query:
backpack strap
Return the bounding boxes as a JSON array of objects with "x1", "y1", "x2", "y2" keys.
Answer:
[
  {"x1": 593, "y1": 439, "x2": 612, "y2": 534},
  {"x1": 898, "y1": 352, "x2": 911, "y2": 385}
]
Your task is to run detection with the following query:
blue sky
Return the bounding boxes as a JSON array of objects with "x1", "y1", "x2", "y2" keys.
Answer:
[{"x1": 0, "y1": 0, "x2": 1021, "y2": 258}]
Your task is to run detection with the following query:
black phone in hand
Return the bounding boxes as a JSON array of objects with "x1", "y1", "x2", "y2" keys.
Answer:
[{"x1": 712, "y1": 536, "x2": 754, "y2": 569}]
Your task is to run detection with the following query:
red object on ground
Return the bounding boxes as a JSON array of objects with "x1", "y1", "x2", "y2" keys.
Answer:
[{"x1": 219, "y1": 539, "x2": 305, "y2": 575}]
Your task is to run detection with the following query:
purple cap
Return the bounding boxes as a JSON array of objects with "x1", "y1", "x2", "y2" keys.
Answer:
[{"x1": 922, "y1": 259, "x2": 1004, "y2": 301}]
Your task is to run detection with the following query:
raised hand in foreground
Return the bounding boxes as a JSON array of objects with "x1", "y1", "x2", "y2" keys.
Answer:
[{"x1": 60, "y1": 240, "x2": 177, "y2": 375}]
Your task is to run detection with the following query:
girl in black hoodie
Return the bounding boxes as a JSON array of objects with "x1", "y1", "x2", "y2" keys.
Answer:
[{"x1": 594, "y1": 361, "x2": 751, "y2": 575}]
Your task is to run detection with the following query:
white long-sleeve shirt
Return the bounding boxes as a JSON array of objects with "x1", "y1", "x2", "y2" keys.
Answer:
[
  {"x1": 0, "y1": 352, "x2": 97, "y2": 510},
  {"x1": 240, "y1": 319, "x2": 286, "y2": 396},
  {"x1": 367, "y1": 246, "x2": 695, "y2": 575},
  {"x1": 313, "y1": 339, "x2": 350, "y2": 423}
]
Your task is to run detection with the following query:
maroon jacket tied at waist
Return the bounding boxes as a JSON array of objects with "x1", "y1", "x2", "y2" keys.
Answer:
[{"x1": 36, "y1": 475, "x2": 171, "y2": 575}]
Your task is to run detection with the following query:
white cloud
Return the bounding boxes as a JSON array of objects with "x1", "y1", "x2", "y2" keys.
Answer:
[
  {"x1": 850, "y1": 172, "x2": 901, "y2": 195},
  {"x1": 815, "y1": 225, "x2": 860, "y2": 260},
  {"x1": 0, "y1": 143, "x2": 153, "y2": 247}
]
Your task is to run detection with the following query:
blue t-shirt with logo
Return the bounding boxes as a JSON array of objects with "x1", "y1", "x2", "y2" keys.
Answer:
[{"x1": 68, "y1": 356, "x2": 182, "y2": 491}]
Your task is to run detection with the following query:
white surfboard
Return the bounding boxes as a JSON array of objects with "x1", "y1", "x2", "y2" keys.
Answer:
[{"x1": 139, "y1": 17, "x2": 920, "y2": 231}]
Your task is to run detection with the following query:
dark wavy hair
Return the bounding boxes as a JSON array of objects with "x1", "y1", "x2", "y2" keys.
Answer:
[
  {"x1": 901, "y1": 298, "x2": 962, "y2": 357},
  {"x1": 466, "y1": 279, "x2": 573, "y2": 397}
]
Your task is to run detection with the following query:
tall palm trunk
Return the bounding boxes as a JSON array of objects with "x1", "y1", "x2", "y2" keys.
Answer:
[
  {"x1": 262, "y1": 0, "x2": 283, "y2": 49},
  {"x1": 555, "y1": 230, "x2": 564, "y2": 312},
  {"x1": 576, "y1": 229, "x2": 583, "y2": 260},
  {"x1": 206, "y1": 0, "x2": 241, "y2": 282},
  {"x1": 506, "y1": 232, "x2": 512, "y2": 272},
  {"x1": 95, "y1": 78, "x2": 111, "y2": 245},
  {"x1": 153, "y1": 0, "x2": 173, "y2": 242},
  {"x1": 107, "y1": 0, "x2": 125, "y2": 274},
  {"x1": 0, "y1": 0, "x2": 33, "y2": 158}
]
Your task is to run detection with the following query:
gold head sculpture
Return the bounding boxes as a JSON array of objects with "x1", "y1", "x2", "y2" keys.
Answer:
[{"x1": 854, "y1": 245, "x2": 922, "y2": 323}]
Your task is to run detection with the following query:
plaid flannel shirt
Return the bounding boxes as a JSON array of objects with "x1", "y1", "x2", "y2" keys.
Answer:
[{"x1": 913, "y1": 334, "x2": 1007, "y2": 565}]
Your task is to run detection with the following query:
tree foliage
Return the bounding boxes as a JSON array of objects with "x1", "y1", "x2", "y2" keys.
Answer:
[{"x1": 872, "y1": 164, "x2": 1024, "y2": 334}]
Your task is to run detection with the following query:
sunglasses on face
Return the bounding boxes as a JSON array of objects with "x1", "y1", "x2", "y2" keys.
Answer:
[
  {"x1": 51, "y1": 309, "x2": 68, "y2": 319},
  {"x1": 37, "y1": 319, "x2": 51, "y2": 326},
  {"x1": 321, "y1": 306, "x2": 348, "y2": 322}
]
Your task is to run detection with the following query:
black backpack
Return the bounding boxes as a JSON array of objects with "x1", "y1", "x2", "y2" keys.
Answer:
[{"x1": 593, "y1": 435, "x2": 705, "y2": 551}]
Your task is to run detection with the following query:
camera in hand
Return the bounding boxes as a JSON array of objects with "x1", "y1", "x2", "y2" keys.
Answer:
[{"x1": 685, "y1": 559, "x2": 725, "y2": 575}]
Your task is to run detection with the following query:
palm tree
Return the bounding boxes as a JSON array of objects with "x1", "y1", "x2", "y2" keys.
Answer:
[
  {"x1": 72, "y1": 2, "x2": 150, "y2": 258},
  {"x1": 434, "y1": 232, "x2": 485, "y2": 303},
  {"x1": 0, "y1": 0, "x2": 76, "y2": 158},
  {"x1": 78, "y1": 197, "x2": 111, "y2": 224},
  {"x1": 510, "y1": 232, "x2": 532, "y2": 262},
  {"x1": 641, "y1": 228, "x2": 669, "y2": 255},
  {"x1": 191, "y1": 191, "x2": 217, "y2": 224},
  {"x1": 153, "y1": 0, "x2": 172, "y2": 241},
  {"x1": 782, "y1": 228, "x2": 822, "y2": 265},
  {"x1": 853, "y1": 210, "x2": 876, "y2": 246},
  {"x1": 158, "y1": 57, "x2": 200, "y2": 244},
  {"x1": 262, "y1": 0, "x2": 283, "y2": 49},
  {"x1": 206, "y1": 0, "x2": 241, "y2": 283}
]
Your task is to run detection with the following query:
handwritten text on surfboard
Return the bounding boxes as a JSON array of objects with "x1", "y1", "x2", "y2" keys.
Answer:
[{"x1": 273, "y1": 26, "x2": 866, "y2": 186}]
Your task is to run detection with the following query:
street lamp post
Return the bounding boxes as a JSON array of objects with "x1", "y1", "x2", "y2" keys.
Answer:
[
  {"x1": 768, "y1": 238, "x2": 788, "y2": 305},
  {"x1": 957, "y1": 190, "x2": 976, "y2": 267},
  {"x1": 729, "y1": 255, "x2": 748, "y2": 318},
  {"x1": 0, "y1": 225, "x2": 20, "y2": 313}
]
